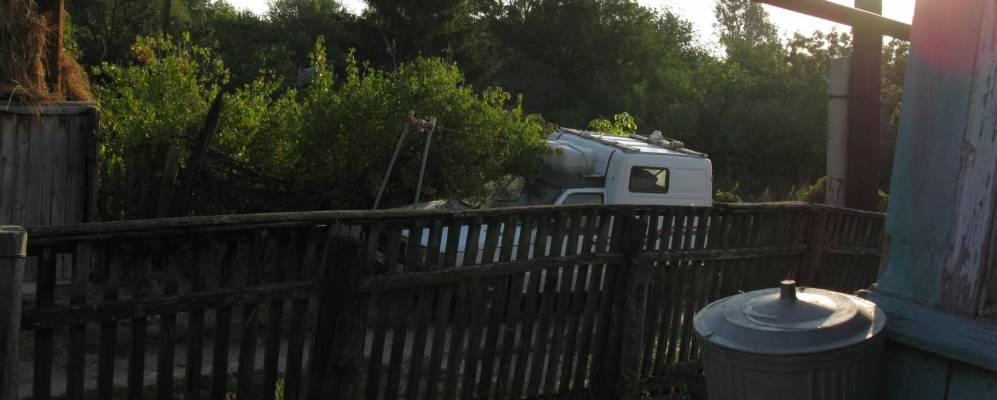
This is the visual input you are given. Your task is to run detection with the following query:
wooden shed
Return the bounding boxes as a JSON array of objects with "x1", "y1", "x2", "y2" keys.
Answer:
[
  {"x1": 0, "y1": 102, "x2": 98, "y2": 226},
  {"x1": 0, "y1": 102, "x2": 98, "y2": 282}
]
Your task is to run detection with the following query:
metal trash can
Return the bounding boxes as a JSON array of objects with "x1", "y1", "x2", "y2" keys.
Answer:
[{"x1": 694, "y1": 280, "x2": 886, "y2": 400}]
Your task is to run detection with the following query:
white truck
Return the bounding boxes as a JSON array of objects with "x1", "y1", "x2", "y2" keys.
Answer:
[
  {"x1": 533, "y1": 128, "x2": 713, "y2": 207},
  {"x1": 395, "y1": 128, "x2": 713, "y2": 267}
]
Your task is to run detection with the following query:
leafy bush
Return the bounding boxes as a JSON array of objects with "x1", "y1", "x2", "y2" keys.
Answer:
[
  {"x1": 93, "y1": 34, "x2": 225, "y2": 171},
  {"x1": 789, "y1": 176, "x2": 827, "y2": 204},
  {"x1": 94, "y1": 35, "x2": 547, "y2": 211},
  {"x1": 293, "y1": 40, "x2": 548, "y2": 208}
]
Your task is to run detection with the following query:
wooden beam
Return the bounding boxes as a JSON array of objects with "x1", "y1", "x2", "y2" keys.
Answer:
[
  {"x1": 35, "y1": 0, "x2": 64, "y2": 96},
  {"x1": 844, "y1": 0, "x2": 883, "y2": 211},
  {"x1": 755, "y1": 0, "x2": 910, "y2": 40},
  {"x1": 174, "y1": 92, "x2": 223, "y2": 216},
  {"x1": 862, "y1": 290, "x2": 997, "y2": 373},
  {"x1": 0, "y1": 227, "x2": 27, "y2": 400}
]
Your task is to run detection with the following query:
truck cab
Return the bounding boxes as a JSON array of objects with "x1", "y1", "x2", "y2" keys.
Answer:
[{"x1": 539, "y1": 128, "x2": 713, "y2": 207}]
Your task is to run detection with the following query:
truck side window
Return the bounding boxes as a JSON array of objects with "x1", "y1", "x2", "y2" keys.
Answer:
[
  {"x1": 562, "y1": 192, "x2": 604, "y2": 204},
  {"x1": 629, "y1": 167, "x2": 669, "y2": 193}
]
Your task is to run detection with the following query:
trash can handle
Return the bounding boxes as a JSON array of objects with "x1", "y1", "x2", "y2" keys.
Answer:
[{"x1": 780, "y1": 280, "x2": 797, "y2": 301}]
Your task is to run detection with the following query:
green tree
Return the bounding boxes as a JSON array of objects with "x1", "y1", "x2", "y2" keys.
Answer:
[{"x1": 714, "y1": 0, "x2": 777, "y2": 46}]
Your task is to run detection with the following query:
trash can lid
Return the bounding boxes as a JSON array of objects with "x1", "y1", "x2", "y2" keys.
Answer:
[{"x1": 693, "y1": 280, "x2": 886, "y2": 355}]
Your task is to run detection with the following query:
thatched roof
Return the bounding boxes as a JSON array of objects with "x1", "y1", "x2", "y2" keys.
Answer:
[{"x1": 1, "y1": 0, "x2": 91, "y2": 103}]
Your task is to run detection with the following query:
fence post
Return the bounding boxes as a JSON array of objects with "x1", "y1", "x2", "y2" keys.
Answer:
[
  {"x1": 595, "y1": 212, "x2": 650, "y2": 399},
  {"x1": 0, "y1": 226, "x2": 27, "y2": 400},
  {"x1": 308, "y1": 236, "x2": 363, "y2": 400},
  {"x1": 800, "y1": 207, "x2": 829, "y2": 285}
]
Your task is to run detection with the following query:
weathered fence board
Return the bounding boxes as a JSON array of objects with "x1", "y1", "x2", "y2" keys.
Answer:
[{"x1": 4, "y1": 202, "x2": 883, "y2": 400}]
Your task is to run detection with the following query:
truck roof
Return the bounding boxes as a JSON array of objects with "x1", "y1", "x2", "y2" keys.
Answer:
[{"x1": 555, "y1": 128, "x2": 708, "y2": 158}]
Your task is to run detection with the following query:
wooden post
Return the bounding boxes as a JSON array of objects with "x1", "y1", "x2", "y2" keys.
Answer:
[
  {"x1": 0, "y1": 226, "x2": 27, "y2": 400},
  {"x1": 308, "y1": 236, "x2": 363, "y2": 400},
  {"x1": 845, "y1": 0, "x2": 883, "y2": 211},
  {"x1": 85, "y1": 109, "x2": 100, "y2": 222},
  {"x1": 412, "y1": 116, "x2": 437, "y2": 206},
  {"x1": 155, "y1": 146, "x2": 182, "y2": 218},
  {"x1": 826, "y1": 58, "x2": 850, "y2": 207},
  {"x1": 594, "y1": 212, "x2": 649, "y2": 399},
  {"x1": 877, "y1": 0, "x2": 997, "y2": 315},
  {"x1": 174, "y1": 92, "x2": 223, "y2": 216},
  {"x1": 36, "y1": 0, "x2": 64, "y2": 96}
]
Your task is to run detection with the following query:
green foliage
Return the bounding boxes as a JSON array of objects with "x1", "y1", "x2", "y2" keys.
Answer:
[
  {"x1": 588, "y1": 112, "x2": 637, "y2": 136},
  {"x1": 93, "y1": 34, "x2": 300, "y2": 177},
  {"x1": 790, "y1": 176, "x2": 827, "y2": 204},
  {"x1": 93, "y1": 34, "x2": 226, "y2": 170},
  {"x1": 294, "y1": 42, "x2": 547, "y2": 208},
  {"x1": 714, "y1": 182, "x2": 744, "y2": 203},
  {"x1": 95, "y1": 35, "x2": 546, "y2": 210},
  {"x1": 73, "y1": 0, "x2": 908, "y2": 210}
]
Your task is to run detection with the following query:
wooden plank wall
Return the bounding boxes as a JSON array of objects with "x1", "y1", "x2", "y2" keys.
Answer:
[
  {"x1": 0, "y1": 103, "x2": 96, "y2": 227},
  {"x1": 10, "y1": 203, "x2": 884, "y2": 399},
  {"x1": 0, "y1": 103, "x2": 98, "y2": 283}
]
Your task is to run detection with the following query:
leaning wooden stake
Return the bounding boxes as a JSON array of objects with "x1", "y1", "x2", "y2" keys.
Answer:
[
  {"x1": 0, "y1": 226, "x2": 27, "y2": 400},
  {"x1": 373, "y1": 111, "x2": 414, "y2": 210},
  {"x1": 174, "y1": 92, "x2": 223, "y2": 216}
]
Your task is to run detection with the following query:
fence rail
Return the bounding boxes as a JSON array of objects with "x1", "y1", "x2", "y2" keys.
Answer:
[{"x1": 1, "y1": 202, "x2": 884, "y2": 400}]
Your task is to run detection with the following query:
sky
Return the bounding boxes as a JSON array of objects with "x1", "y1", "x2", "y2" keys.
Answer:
[{"x1": 228, "y1": 0, "x2": 915, "y2": 47}]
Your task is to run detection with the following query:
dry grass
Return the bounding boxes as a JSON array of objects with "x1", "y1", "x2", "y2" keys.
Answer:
[{"x1": 0, "y1": 0, "x2": 91, "y2": 103}]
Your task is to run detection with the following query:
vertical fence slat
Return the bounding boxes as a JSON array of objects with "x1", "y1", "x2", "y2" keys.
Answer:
[
  {"x1": 0, "y1": 228, "x2": 25, "y2": 400},
  {"x1": 262, "y1": 233, "x2": 290, "y2": 400},
  {"x1": 460, "y1": 278, "x2": 487, "y2": 399},
  {"x1": 493, "y1": 267, "x2": 526, "y2": 400},
  {"x1": 385, "y1": 288, "x2": 414, "y2": 398},
  {"x1": 127, "y1": 248, "x2": 152, "y2": 399},
  {"x1": 364, "y1": 290, "x2": 390, "y2": 400},
  {"x1": 283, "y1": 231, "x2": 317, "y2": 400},
  {"x1": 424, "y1": 284, "x2": 454, "y2": 399},
  {"x1": 464, "y1": 217, "x2": 483, "y2": 266},
  {"x1": 404, "y1": 285, "x2": 435, "y2": 400},
  {"x1": 559, "y1": 262, "x2": 589, "y2": 391},
  {"x1": 32, "y1": 248, "x2": 57, "y2": 400},
  {"x1": 476, "y1": 274, "x2": 510, "y2": 398},
  {"x1": 66, "y1": 243, "x2": 91, "y2": 400},
  {"x1": 481, "y1": 217, "x2": 502, "y2": 264},
  {"x1": 404, "y1": 221, "x2": 424, "y2": 272},
  {"x1": 443, "y1": 218, "x2": 462, "y2": 269},
  {"x1": 544, "y1": 263, "x2": 575, "y2": 393},
  {"x1": 210, "y1": 238, "x2": 238, "y2": 400},
  {"x1": 508, "y1": 266, "x2": 542, "y2": 398},
  {"x1": 186, "y1": 240, "x2": 210, "y2": 400},
  {"x1": 499, "y1": 215, "x2": 519, "y2": 262},
  {"x1": 237, "y1": 233, "x2": 266, "y2": 399},
  {"x1": 442, "y1": 279, "x2": 470, "y2": 400},
  {"x1": 97, "y1": 246, "x2": 122, "y2": 399},
  {"x1": 158, "y1": 243, "x2": 181, "y2": 400},
  {"x1": 572, "y1": 261, "x2": 604, "y2": 390}
]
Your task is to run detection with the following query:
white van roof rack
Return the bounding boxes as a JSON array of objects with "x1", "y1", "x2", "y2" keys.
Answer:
[
  {"x1": 557, "y1": 128, "x2": 642, "y2": 152},
  {"x1": 630, "y1": 131, "x2": 708, "y2": 158}
]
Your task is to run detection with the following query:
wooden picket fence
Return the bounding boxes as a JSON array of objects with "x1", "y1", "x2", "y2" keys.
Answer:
[{"x1": 3, "y1": 202, "x2": 883, "y2": 400}]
